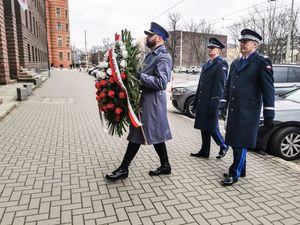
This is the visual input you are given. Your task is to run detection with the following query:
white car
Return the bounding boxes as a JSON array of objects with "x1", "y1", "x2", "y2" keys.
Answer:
[
  {"x1": 173, "y1": 66, "x2": 188, "y2": 73},
  {"x1": 187, "y1": 66, "x2": 200, "y2": 74}
]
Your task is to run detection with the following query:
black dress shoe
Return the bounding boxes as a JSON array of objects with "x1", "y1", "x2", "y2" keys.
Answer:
[
  {"x1": 105, "y1": 167, "x2": 129, "y2": 181},
  {"x1": 216, "y1": 147, "x2": 229, "y2": 159},
  {"x1": 223, "y1": 172, "x2": 245, "y2": 178},
  {"x1": 149, "y1": 164, "x2": 171, "y2": 176},
  {"x1": 221, "y1": 176, "x2": 238, "y2": 186},
  {"x1": 190, "y1": 152, "x2": 209, "y2": 158}
]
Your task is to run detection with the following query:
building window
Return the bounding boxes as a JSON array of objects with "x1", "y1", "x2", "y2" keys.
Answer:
[
  {"x1": 68, "y1": 52, "x2": 70, "y2": 61},
  {"x1": 66, "y1": 37, "x2": 69, "y2": 47},
  {"x1": 36, "y1": 21, "x2": 39, "y2": 37},
  {"x1": 33, "y1": 17, "x2": 35, "y2": 34},
  {"x1": 59, "y1": 52, "x2": 63, "y2": 60},
  {"x1": 57, "y1": 22, "x2": 62, "y2": 31},
  {"x1": 65, "y1": 9, "x2": 68, "y2": 19},
  {"x1": 56, "y1": 8, "x2": 61, "y2": 18},
  {"x1": 32, "y1": 46, "x2": 35, "y2": 62},
  {"x1": 35, "y1": 48, "x2": 38, "y2": 62},
  {"x1": 29, "y1": 11, "x2": 32, "y2": 31},
  {"x1": 28, "y1": 44, "x2": 31, "y2": 62},
  {"x1": 57, "y1": 36, "x2": 62, "y2": 47},
  {"x1": 66, "y1": 23, "x2": 69, "y2": 32},
  {"x1": 25, "y1": 10, "x2": 28, "y2": 28}
]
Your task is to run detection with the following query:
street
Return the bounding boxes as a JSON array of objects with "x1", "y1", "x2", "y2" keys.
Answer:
[{"x1": 0, "y1": 70, "x2": 299, "y2": 225}]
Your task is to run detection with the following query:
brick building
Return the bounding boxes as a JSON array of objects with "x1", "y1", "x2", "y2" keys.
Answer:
[
  {"x1": 0, "y1": 0, "x2": 49, "y2": 85},
  {"x1": 46, "y1": 0, "x2": 71, "y2": 68},
  {"x1": 167, "y1": 30, "x2": 227, "y2": 67}
]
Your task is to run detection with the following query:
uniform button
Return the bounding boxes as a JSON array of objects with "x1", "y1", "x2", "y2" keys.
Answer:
[
  {"x1": 232, "y1": 97, "x2": 235, "y2": 100},
  {"x1": 236, "y1": 76, "x2": 239, "y2": 78},
  {"x1": 199, "y1": 91, "x2": 202, "y2": 93},
  {"x1": 198, "y1": 100, "x2": 201, "y2": 102},
  {"x1": 233, "y1": 86, "x2": 236, "y2": 89},
  {"x1": 230, "y1": 108, "x2": 234, "y2": 111}
]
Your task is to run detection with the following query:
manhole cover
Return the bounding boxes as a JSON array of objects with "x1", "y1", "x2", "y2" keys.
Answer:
[{"x1": 41, "y1": 97, "x2": 74, "y2": 104}]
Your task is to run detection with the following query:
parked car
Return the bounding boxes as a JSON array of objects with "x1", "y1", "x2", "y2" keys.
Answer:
[
  {"x1": 173, "y1": 66, "x2": 188, "y2": 73},
  {"x1": 273, "y1": 64, "x2": 300, "y2": 96},
  {"x1": 88, "y1": 66, "x2": 99, "y2": 75},
  {"x1": 256, "y1": 87, "x2": 300, "y2": 161},
  {"x1": 187, "y1": 66, "x2": 200, "y2": 74},
  {"x1": 171, "y1": 64, "x2": 300, "y2": 118}
]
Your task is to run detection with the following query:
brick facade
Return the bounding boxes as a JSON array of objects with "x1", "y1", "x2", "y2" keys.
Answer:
[
  {"x1": 46, "y1": 0, "x2": 71, "y2": 68},
  {"x1": 0, "y1": 0, "x2": 10, "y2": 84},
  {"x1": 14, "y1": 0, "x2": 48, "y2": 72},
  {"x1": 0, "y1": 0, "x2": 48, "y2": 84},
  {"x1": 4, "y1": 0, "x2": 19, "y2": 79}
]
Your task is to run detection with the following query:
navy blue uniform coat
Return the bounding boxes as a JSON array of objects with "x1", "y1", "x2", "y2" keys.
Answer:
[
  {"x1": 221, "y1": 51, "x2": 275, "y2": 148},
  {"x1": 127, "y1": 45, "x2": 172, "y2": 145},
  {"x1": 194, "y1": 56, "x2": 228, "y2": 132}
]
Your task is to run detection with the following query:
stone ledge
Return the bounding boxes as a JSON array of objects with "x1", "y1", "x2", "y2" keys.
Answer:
[{"x1": 0, "y1": 102, "x2": 18, "y2": 121}]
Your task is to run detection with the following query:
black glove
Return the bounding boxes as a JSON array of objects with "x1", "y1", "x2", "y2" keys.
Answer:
[
  {"x1": 219, "y1": 108, "x2": 227, "y2": 121},
  {"x1": 264, "y1": 117, "x2": 274, "y2": 128}
]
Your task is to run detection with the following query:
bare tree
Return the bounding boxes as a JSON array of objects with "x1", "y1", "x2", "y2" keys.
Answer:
[
  {"x1": 165, "y1": 12, "x2": 182, "y2": 67},
  {"x1": 185, "y1": 19, "x2": 212, "y2": 64},
  {"x1": 228, "y1": 3, "x2": 300, "y2": 63}
]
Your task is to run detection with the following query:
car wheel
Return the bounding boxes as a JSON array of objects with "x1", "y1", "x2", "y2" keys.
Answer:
[
  {"x1": 269, "y1": 126, "x2": 300, "y2": 161},
  {"x1": 185, "y1": 96, "x2": 195, "y2": 118}
]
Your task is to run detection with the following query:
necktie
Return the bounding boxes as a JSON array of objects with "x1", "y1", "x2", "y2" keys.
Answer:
[{"x1": 240, "y1": 57, "x2": 246, "y2": 66}]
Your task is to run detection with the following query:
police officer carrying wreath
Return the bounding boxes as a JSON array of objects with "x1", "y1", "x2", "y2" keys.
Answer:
[
  {"x1": 220, "y1": 29, "x2": 275, "y2": 186},
  {"x1": 106, "y1": 22, "x2": 173, "y2": 181},
  {"x1": 190, "y1": 37, "x2": 229, "y2": 159}
]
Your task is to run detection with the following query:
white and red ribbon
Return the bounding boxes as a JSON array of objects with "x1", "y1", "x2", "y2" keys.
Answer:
[{"x1": 108, "y1": 48, "x2": 142, "y2": 128}]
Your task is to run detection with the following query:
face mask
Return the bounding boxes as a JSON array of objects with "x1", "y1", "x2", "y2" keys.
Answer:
[{"x1": 146, "y1": 39, "x2": 156, "y2": 49}]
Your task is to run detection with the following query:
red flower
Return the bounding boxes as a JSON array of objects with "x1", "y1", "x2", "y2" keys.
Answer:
[
  {"x1": 108, "y1": 90, "x2": 115, "y2": 98},
  {"x1": 99, "y1": 80, "x2": 107, "y2": 87},
  {"x1": 108, "y1": 76, "x2": 115, "y2": 84},
  {"x1": 119, "y1": 92, "x2": 126, "y2": 99},
  {"x1": 115, "y1": 107, "x2": 123, "y2": 115},
  {"x1": 96, "y1": 95, "x2": 101, "y2": 101},
  {"x1": 100, "y1": 105, "x2": 108, "y2": 112},
  {"x1": 95, "y1": 81, "x2": 101, "y2": 89},
  {"x1": 121, "y1": 72, "x2": 127, "y2": 80},
  {"x1": 96, "y1": 91, "x2": 106, "y2": 101},
  {"x1": 106, "y1": 103, "x2": 115, "y2": 109},
  {"x1": 115, "y1": 34, "x2": 120, "y2": 41}
]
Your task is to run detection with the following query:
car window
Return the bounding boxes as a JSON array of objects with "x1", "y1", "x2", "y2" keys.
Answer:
[
  {"x1": 273, "y1": 66, "x2": 288, "y2": 82},
  {"x1": 288, "y1": 67, "x2": 298, "y2": 82},
  {"x1": 292, "y1": 67, "x2": 300, "y2": 81}
]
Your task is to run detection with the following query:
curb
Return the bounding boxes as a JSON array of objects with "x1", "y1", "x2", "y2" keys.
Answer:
[{"x1": 0, "y1": 102, "x2": 18, "y2": 121}]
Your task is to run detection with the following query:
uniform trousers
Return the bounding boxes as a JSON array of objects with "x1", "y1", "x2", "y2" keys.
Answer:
[
  {"x1": 229, "y1": 147, "x2": 247, "y2": 179},
  {"x1": 200, "y1": 127, "x2": 227, "y2": 155}
]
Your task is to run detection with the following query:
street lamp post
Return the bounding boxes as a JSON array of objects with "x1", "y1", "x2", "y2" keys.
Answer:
[{"x1": 285, "y1": 0, "x2": 295, "y2": 63}]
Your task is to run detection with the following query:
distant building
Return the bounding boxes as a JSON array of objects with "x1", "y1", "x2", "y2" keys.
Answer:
[
  {"x1": 0, "y1": 0, "x2": 48, "y2": 85},
  {"x1": 46, "y1": 0, "x2": 71, "y2": 68},
  {"x1": 167, "y1": 30, "x2": 227, "y2": 67}
]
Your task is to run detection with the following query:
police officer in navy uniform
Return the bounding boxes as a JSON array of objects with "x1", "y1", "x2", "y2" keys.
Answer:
[
  {"x1": 106, "y1": 22, "x2": 173, "y2": 181},
  {"x1": 220, "y1": 29, "x2": 275, "y2": 186},
  {"x1": 190, "y1": 38, "x2": 229, "y2": 159}
]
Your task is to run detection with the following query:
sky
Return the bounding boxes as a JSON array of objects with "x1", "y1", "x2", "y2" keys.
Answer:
[{"x1": 69, "y1": 0, "x2": 300, "y2": 50}]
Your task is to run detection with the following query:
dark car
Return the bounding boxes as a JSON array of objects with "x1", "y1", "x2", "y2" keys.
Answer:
[
  {"x1": 171, "y1": 64, "x2": 300, "y2": 118},
  {"x1": 256, "y1": 88, "x2": 300, "y2": 161}
]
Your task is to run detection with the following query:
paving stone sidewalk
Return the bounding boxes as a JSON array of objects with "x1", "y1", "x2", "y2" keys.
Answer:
[{"x1": 0, "y1": 70, "x2": 299, "y2": 225}]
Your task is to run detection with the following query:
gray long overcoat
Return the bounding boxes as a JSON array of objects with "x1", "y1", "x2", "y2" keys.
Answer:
[{"x1": 127, "y1": 45, "x2": 172, "y2": 145}]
